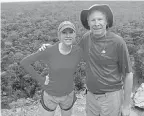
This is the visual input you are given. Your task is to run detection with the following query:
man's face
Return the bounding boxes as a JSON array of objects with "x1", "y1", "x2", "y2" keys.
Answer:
[
  {"x1": 88, "y1": 10, "x2": 107, "y2": 37},
  {"x1": 59, "y1": 28, "x2": 76, "y2": 46}
]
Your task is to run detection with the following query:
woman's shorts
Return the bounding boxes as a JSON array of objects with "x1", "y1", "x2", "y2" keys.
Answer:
[{"x1": 40, "y1": 90, "x2": 77, "y2": 112}]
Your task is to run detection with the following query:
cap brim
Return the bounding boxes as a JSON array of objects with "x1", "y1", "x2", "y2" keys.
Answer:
[{"x1": 59, "y1": 25, "x2": 76, "y2": 32}]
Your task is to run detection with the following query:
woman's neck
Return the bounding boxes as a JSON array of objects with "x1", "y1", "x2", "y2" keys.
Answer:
[{"x1": 59, "y1": 42, "x2": 72, "y2": 55}]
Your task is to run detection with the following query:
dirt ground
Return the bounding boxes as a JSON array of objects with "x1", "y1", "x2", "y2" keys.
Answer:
[{"x1": 1, "y1": 93, "x2": 144, "y2": 116}]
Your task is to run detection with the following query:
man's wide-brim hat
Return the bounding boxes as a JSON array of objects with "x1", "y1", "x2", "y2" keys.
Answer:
[{"x1": 80, "y1": 4, "x2": 113, "y2": 30}]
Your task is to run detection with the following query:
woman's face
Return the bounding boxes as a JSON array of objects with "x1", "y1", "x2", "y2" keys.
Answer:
[{"x1": 59, "y1": 28, "x2": 76, "y2": 46}]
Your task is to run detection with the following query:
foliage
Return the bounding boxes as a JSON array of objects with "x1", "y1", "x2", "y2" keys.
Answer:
[
  {"x1": 74, "y1": 62, "x2": 86, "y2": 92},
  {"x1": 1, "y1": 1, "x2": 144, "y2": 104}
]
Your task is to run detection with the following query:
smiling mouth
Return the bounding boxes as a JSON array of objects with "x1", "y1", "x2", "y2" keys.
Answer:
[
  {"x1": 64, "y1": 40, "x2": 72, "y2": 43},
  {"x1": 93, "y1": 28, "x2": 102, "y2": 30},
  {"x1": 64, "y1": 38, "x2": 72, "y2": 41}
]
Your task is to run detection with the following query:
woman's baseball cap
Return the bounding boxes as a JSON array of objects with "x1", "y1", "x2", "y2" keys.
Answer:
[
  {"x1": 58, "y1": 21, "x2": 76, "y2": 32},
  {"x1": 80, "y1": 4, "x2": 113, "y2": 30}
]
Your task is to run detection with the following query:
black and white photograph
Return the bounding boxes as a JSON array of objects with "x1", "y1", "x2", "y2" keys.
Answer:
[{"x1": 1, "y1": 0, "x2": 144, "y2": 116}]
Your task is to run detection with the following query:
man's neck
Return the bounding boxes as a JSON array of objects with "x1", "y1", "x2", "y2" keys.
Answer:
[{"x1": 91, "y1": 30, "x2": 107, "y2": 40}]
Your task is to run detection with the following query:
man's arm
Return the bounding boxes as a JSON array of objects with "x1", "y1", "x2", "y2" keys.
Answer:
[
  {"x1": 123, "y1": 72, "x2": 133, "y2": 106},
  {"x1": 117, "y1": 37, "x2": 133, "y2": 115},
  {"x1": 20, "y1": 51, "x2": 46, "y2": 85},
  {"x1": 121, "y1": 72, "x2": 133, "y2": 116}
]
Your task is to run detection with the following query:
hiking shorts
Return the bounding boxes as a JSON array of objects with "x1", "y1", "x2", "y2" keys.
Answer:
[
  {"x1": 40, "y1": 90, "x2": 77, "y2": 112},
  {"x1": 86, "y1": 90, "x2": 123, "y2": 116}
]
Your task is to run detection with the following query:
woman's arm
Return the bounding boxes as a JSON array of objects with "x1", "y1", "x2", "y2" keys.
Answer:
[{"x1": 20, "y1": 51, "x2": 46, "y2": 85}]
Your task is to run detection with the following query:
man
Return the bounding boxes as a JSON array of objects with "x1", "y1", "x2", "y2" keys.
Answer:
[
  {"x1": 20, "y1": 21, "x2": 82, "y2": 116},
  {"x1": 80, "y1": 4, "x2": 133, "y2": 116}
]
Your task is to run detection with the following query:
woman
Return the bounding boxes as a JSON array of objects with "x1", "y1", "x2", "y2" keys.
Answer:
[{"x1": 20, "y1": 21, "x2": 83, "y2": 116}]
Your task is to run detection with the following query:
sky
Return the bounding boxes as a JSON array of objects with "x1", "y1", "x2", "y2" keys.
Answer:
[
  {"x1": 1, "y1": 0, "x2": 140, "y2": 3},
  {"x1": 1, "y1": 0, "x2": 77, "y2": 3}
]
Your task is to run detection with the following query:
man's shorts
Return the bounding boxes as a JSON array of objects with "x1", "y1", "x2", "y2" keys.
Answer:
[
  {"x1": 40, "y1": 90, "x2": 77, "y2": 112},
  {"x1": 86, "y1": 90, "x2": 123, "y2": 116}
]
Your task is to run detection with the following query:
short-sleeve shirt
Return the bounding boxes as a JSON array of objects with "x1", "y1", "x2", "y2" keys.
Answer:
[
  {"x1": 79, "y1": 31, "x2": 132, "y2": 93},
  {"x1": 21, "y1": 42, "x2": 82, "y2": 97}
]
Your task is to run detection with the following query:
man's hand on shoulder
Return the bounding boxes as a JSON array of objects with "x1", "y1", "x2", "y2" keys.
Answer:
[{"x1": 39, "y1": 43, "x2": 52, "y2": 51}]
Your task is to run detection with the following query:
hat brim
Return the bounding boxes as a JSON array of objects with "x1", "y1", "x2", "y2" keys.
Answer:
[
  {"x1": 59, "y1": 25, "x2": 76, "y2": 32},
  {"x1": 80, "y1": 4, "x2": 113, "y2": 30}
]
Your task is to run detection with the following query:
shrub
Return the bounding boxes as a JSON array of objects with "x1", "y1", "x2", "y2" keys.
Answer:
[{"x1": 74, "y1": 62, "x2": 86, "y2": 92}]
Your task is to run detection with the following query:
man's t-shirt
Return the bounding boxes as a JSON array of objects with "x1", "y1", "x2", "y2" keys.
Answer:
[
  {"x1": 79, "y1": 31, "x2": 132, "y2": 94},
  {"x1": 21, "y1": 42, "x2": 82, "y2": 97}
]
